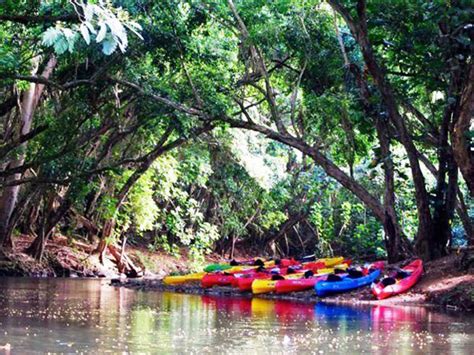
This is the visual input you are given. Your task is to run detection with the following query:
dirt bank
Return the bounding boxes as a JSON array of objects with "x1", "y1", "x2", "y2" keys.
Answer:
[
  {"x1": 2, "y1": 235, "x2": 472, "y2": 312},
  {"x1": 113, "y1": 253, "x2": 474, "y2": 312},
  {"x1": 0, "y1": 234, "x2": 206, "y2": 278}
]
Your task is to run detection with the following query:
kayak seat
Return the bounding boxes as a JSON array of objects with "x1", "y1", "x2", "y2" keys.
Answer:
[
  {"x1": 304, "y1": 270, "x2": 314, "y2": 278},
  {"x1": 326, "y1": 274, "x2": 343, "y2": 282},
  {"x1": 347, "y1": 269, "x2": 364, "y2": 278},
  {"x1": 287, "y1": 267, "x2": 296, "y2": 274},
  {"x1": 334, "y1": 268, "x2": 346, "y2": 274},
  {"x1": 230, "y1": 259, "x2": 240, "y2": 266},
  {"x1": 395, "y1": 270, "x2": 410, "y2": 279},
  {"x1": 381, "y1": 277, "x2": 396, "y2": 286},
  {"x1": 271, "y1": 274, "x2": 285, "y2": 281},
  {"x1": 254, "y1": 259, "x2": 265, "y2": 267}
]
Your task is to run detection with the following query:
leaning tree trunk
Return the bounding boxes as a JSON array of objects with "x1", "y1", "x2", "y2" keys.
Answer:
[
  {"x1": 375, "y1": 116, "x2": 409, "y2": 263},
  {"x1": 452, "y1": 64, "x2": 474, "y2": 197},
  {"x1": 27, "y1": 190, "x2": 72, "y2": 261},
  {"x1": 329, "y1": 0, "x2": 434, "y2": 259},
  {"x1": 0, "y1": 55, "x2": 57, "y2": 250},
  {"x1": 95, "y1": 141, "x2": 171, "y2": 272},
  {"x1": 430, "y1": 80, "x2": 460, "y2": 259}
]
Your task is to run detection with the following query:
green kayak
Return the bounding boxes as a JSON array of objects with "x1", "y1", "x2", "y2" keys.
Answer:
[{"x1": 204, "y1": 264, "x2": 233, "y2": 272}]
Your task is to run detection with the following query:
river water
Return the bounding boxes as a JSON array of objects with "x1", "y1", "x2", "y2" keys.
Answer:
[{"x1": 0, "y1": 278, "x2": 472, "y2": 354}]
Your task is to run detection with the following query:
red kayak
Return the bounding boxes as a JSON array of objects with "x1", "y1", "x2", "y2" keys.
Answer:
[
  {"x1": 371, "y1": 259, "x2": 423, "y2": 300},
  {"x1": 275, "y1": 260, "x2": 381, "y2": 294},
  {"x1": 277, "y1": 258, "x2": 300, "y2": 267},
  {"x1": 275, "y1": 275, "x2": 326, "y2": 294},
  {"x1": 236, "y1": 272, "x2": 272, "y2": 291},
  {"x1": 201, "y1": 273, "x2": 236, "y2": 288},
  {"x1": 233, "y1": 265, "x2": 299, "y2": 290},
  {"x1": 202, "y1": 265, "x2": 262, "y2": 288}
]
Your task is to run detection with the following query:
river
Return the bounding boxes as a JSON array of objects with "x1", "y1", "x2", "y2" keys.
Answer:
[{"x1": 0, "y1": 278, "x2": 472, "y2": 354}]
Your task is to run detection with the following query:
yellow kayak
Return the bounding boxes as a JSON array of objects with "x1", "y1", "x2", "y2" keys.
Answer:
[
  {"x1": 316, "y1": 263, "x2": 349, "y2": 275},
  {"x1": 252, "y1": 273, "x2": 304, "y2": 294},
  {"x1": 319, "y1": 257, "x2": 344, "y2": 267},
  {"x1": 163, "y1": 263, "x2": 262, "y2": 285},
  {"x1": 251, "y1": 262, "x2": 349, "y2": 294},
  {"x1": 163, "y1": 272, "x2": 206, "y2": 285}
]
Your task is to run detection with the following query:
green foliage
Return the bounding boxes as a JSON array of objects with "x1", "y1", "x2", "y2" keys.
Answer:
[
  {"x1": 40, "y1": 1, "x2": 143, "y2": 55},
  {"x1": 1, "y1": 0, "x2": 471, "y2": 264}
]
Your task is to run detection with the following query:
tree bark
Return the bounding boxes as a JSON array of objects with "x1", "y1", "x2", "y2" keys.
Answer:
[
  {"x1": 329, "y1": 0, "x2": 433, "y2": 259},
  {"x1": 0, "y1": 55, "x2": 56, "y2": 250},
  {"x1": 375, "y1": 117, "x2": 407, "y2": 262},
  {"x1": 452, "y1": 64, "x2": 474, "y2": 196},
  {"x1": 344, "y1": 56, "x2": 409, "y2": 262},
  {"x1": 26, "y1": 191, "x2": 72, "y2": 261},
  {"x1": 429, "y1": 76, "x2": 461, "y2": 259}
]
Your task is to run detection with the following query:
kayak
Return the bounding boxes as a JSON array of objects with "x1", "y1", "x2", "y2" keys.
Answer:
[
  {"x1": 274, "y1": 263, "x2": 350, "y2": 294},
  {"x1": 251, "y1": 279, "x2": 279, "y2": 294},
  {"x1": 163, "y1": 272, "x2": 206, "y2": 285},
  {"x1": 204, "y1": 264, "x2": 233, "y2": 272},
  {"x1": 204, "y1": 259, "x2": 275, "y2": 273},
  {"x1": 235, "y1": 267, "x2": 292, "y2": 292},
  {"x1": 201, "y1": 267, "x2": 252, "y2": 288},
  {"x1": 316, "y1": 262, "x2": 349, "y2": 275},
  {"x1": 234, "y1": 272, "x2": 270, "y2": 290},
  {"x1": 201, "y1": 264, "x2": 266, "y2": 288},
  {"x1": 315, "y1": 268, "x2": 382, "y2": 297},
  {"x1": 252, "y1": 273, "x2": 305, "y2": 294},
  {"x1": 321, "y1": 257, "x2": 345, "y2": 267},
  {"x1": 201, "y1": 273, "x2": 235, "y2": 288},
  {"x1": 275, "y1": 275, "x2": 326, "y2": 294},
  {"x1": 371, "y1": 259, "x2": 423, "y2": 300}
]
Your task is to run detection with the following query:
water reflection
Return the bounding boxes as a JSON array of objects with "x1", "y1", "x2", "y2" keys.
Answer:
[{"x1": 0, "y1": 278, "x2": 472, "y2": 353}]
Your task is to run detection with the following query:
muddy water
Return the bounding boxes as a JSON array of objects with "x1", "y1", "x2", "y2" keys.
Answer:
[{"x1": 0, "y1": 278, "x2": 472, "y2": 354}]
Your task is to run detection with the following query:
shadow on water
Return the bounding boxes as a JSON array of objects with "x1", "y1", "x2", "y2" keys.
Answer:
[{"x1": 0, "y1": 278, "x2": 472, "y2": 353}]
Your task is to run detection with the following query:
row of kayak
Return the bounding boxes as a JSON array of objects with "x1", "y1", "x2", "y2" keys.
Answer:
[{"x1": 163, "y1": 257, "x2": 423, "y2": 300}]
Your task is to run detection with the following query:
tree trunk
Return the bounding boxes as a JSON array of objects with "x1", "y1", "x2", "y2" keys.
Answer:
[
  {"x1": 429, "y1": 77, "x2": 460, "y2": 259},
  {"x1": 456, "y1": 190, "x2": 473, "y2": 243},
  {"x1": 345, "y1": 55, "x2": 409, "y2": 263},
  {"x1": 0, "y1": 55, "x2": 57, "y2": 250},
  {"x1": 375, "y1": 116, "x2": 408, "y2": 263},
  {"x1": 27, "y1": 190, "x2": 72, "y2": 261},
  {"x1": 452, "y1": 64, "x2": 474, "y2": 196},
  {"x1": 329, "y1": 1, "x2": 434, "y2": 259}
]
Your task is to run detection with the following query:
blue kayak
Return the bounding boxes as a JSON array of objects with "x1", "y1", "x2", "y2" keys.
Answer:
[{"x1": 315, "y1": 269, "x2": 381, "y2": 297}]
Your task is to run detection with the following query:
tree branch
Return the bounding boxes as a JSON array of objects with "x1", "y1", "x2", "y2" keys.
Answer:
[{"x1": 0, "y1": 13, "x2": 78, "y2": 25}]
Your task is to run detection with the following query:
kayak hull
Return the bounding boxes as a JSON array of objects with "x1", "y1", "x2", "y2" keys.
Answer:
[
  {"x1": 235, "y1": 273, "x2": 269, "y2": 291},
  {"x1": 252, "y1": 279, "x2": 278, "y2": 294},
  {"x1": 275, "y1": 278, "x2": 320, "y2": 294},
  {"x1": 371, "y1": 259, "x2": 423, "y2": 300},
  {"x1": 315, "y1": 269, "x2": 382, "y2": 297},
  {"x1": 274, "y1": 263, "x2": 349, "y2": 294},
  {"x1": 163, "y1": 272, "x2": 206, "y2": 285},
  {"x1": 252, "y1": 273, "x2": 304, "y2": 294},
  {"x1": 201, "y1": 274, "x2": 235, "y2": 288}
]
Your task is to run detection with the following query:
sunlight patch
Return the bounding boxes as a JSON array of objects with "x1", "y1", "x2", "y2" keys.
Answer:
[{"x1": 230, "y1": 129, "x2": 287, "y2": 189}]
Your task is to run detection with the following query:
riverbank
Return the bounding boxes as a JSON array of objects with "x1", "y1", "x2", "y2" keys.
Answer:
[
  {"x1": 2, "y1": 235, "x2": 472, "y2": 312},
  {"x1": 0, "y1": 234, "x2": 205, "y2": 278},
  {"x1": 113, "y1": 253, "x2": 474, "y2": 312}
]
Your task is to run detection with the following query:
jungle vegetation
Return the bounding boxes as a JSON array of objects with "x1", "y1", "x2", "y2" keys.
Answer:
[{"x1": 0, "y1": 0, "x2": 472, "y2": 274}]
